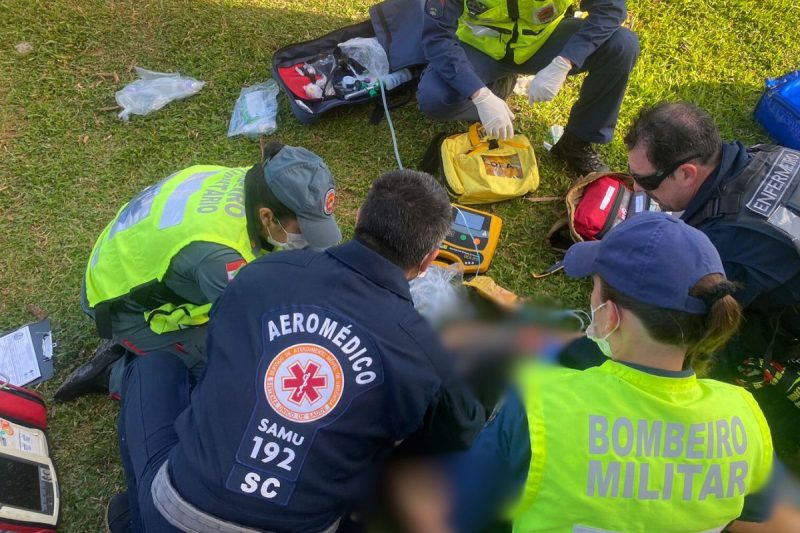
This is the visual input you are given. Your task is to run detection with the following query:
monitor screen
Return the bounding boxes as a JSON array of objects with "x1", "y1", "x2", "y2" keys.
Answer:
[
  {"x1": 0, "y1": 455, "x2": 42, "y2": 512},
  {"x1": 454, "y1": 209, "x2": 484, "y2": 231}
]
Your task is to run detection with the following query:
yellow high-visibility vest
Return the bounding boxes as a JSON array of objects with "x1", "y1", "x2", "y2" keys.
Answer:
[
  {"x1": 512, "y1": 361, "x2": 773, "y2": 532},
  {"x1": 457, "y1": 0, "x2": 572, "y2": 64},
  {"x1": 85, "y1": 166, "x2": 258, "y2": 332}
]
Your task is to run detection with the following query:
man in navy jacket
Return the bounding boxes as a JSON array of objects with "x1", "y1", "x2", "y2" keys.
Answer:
[
  {"x1": 372, "y1": 0, "x2": 639, "y2": 175},
  {"x1": 625, "y1": 101, "x2": 800, "y2": 448},
  {"x1": 111, "y1": 169, "x2": 484, "y2": 532}
]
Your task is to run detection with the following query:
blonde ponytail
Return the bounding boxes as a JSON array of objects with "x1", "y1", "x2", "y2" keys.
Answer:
[{"x1": 686, "y1": 277, "x2": 742, "y2": 370}]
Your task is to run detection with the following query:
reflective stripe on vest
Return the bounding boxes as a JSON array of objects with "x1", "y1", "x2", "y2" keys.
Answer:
[
  {"x1": 456, "y1": 0, "x2": 571, "y2": 64},
  {"x1": 85, "y1": 165, "x2": 257, "y2": 321},
  {"x1": 512, "y1": 361, "x2": 773, "y2": 533}
]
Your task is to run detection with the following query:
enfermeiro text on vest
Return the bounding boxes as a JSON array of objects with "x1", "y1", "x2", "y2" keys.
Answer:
[{"x1": 747, "y1": 150, "x2": 800, "y2": 216}]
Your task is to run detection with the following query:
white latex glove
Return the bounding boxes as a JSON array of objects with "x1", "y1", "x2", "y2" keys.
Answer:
[
  {"x1": 528, "y1": 56, "x2": 572, "y2": 104},
  {"x1": 472, "y1": 87, "x2": 515, "y2": 140}
]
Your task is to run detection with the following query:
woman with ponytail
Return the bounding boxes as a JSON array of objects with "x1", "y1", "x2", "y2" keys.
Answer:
[{"x1": 446, "y1": 212, "x2": 782, "y2": 533}]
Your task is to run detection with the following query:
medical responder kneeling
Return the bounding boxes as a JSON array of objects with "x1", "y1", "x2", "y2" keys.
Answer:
[
  {"x1": 625, "y1": 102, "x2": 800, "y2": 449},
  {"x1": 108, "y1": 170, "x2": 484, "y2": 532},
  {"x1": 405, "y1": 0, "x2": 640, "y2": 175},
  {"x1": 446, "y1": 213, "x2": 776, "y2": 532},
  {"x1": 56, "y1": 142, "x2": 341, "y2": 401}
]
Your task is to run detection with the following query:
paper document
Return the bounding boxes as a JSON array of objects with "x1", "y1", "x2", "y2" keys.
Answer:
[{"x1": 0, "y1": 326, "x2": 41, "y2": 386}]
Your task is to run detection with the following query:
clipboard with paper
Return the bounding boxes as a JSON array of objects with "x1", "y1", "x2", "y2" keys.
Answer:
[{"x1": 0, "y1": 320, "x2": 55, "y2": 387}]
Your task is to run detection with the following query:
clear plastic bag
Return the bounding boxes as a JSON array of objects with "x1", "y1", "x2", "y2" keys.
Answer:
[
  {"x1": 227, "y1": 80, "x2": 279, "y2": 138},
  {"x1": 115, "y1": 67, "x2": 205, "y2": 121},
  {"x1": 410, "y1": 265, "x2": 468, "y2": 327},
  {"x1": 338, "y1": 37, "x2": 390, "y2": 78}
]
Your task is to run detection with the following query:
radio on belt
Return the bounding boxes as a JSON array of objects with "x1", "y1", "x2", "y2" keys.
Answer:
[{"x1": 436, "y1": 204, "x2": 502, "y2": 274}]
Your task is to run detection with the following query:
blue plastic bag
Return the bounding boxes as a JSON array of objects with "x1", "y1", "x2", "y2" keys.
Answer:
[
  {"x1": 754, "y1": 70, "x2": 800, "y2": 150},
  {"x1": 227, "y1": 80, "x2": 279, "y2": 139}
]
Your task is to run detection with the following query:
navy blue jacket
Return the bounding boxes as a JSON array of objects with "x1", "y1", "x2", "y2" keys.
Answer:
[
  {"x1": 166, "y1": 240, "x2": 484, "y2": 531},
  {"x1": 418, "y1": 0, "x2": 628, "y2": 99},
  {"x1": 682, "y1": 142, "x2": 800, "y2": 311}
]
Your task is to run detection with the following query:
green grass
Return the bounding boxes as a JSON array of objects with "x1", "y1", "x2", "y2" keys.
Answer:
[{"x1": 1, "y1": 0, "x2": 799, "y2": 529}]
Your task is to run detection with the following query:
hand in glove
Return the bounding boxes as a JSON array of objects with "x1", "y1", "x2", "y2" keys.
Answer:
[
  {"x1": 472, "y1": 87, "x2": 515, "y2": 140},
  {"x1": 528, "y1": 56, "x2": 572, "y2": 104}
]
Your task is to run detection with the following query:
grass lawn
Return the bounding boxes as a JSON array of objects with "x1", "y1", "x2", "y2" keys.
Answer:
[{"x1": 1, "y1": 0, "x2": 799, "y2": 529}]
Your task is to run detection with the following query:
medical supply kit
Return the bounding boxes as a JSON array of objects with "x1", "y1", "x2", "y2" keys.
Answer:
[
  {"x1": 533, "y1": 173, "x2": 657, "y2": 278},
  {"x1": 422, "y1": 123, "x2": 540, "y2": 205},
  {"x1": 272, "y1": 0, "x2": 426, "y2": 126},
  {"x1": 547, "y1": 172, "x2": 656, "y2": 249},
  {"x1": 272, "y1": 22, "x2": 417, "y2": 125},
  {"x1": 0, "y1": 378, "x2": 59, "y2": 532},
  {"x1": 754, "y1": 69, "x2": 800, "y2": 150}
]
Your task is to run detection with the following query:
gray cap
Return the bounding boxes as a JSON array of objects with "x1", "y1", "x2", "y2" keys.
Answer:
[{"x1": 264, "y1": 146, "x2": 342, "y2": 249}]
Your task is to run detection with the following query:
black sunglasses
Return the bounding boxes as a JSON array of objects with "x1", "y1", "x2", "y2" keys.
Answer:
[{"x1": 629, "y1": 154, "x2": 700, "y2": 191}]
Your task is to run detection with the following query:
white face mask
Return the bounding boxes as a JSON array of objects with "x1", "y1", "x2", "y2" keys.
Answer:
[
  {"x1": 586, "y1": 301, "x2": 620, "y2": 358},
  {"x1": 266, "y1": 219, "x2": 309, "y2": 251}
]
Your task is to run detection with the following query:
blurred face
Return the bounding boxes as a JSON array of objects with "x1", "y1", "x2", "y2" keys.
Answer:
[{"x1": 628, "y1": 144, "x2": 699, "y2": 212}]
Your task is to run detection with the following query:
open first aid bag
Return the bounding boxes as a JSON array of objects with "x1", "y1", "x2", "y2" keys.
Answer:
[{"x1": 439, "y1": 123, "x2": 540, "y2": 205}]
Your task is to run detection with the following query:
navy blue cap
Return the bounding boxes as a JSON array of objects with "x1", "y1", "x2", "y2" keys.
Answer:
[{"x1": 564, "y1": 212, "x2": 724, "y2": 314}]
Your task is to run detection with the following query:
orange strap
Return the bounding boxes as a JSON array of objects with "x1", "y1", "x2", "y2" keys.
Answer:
[
  {"x1": 467, "y1": 122, "x2": 528, "y2": 155},
  {"x1": 468, "y1": 123, "x2": 483, "y2": 147}
]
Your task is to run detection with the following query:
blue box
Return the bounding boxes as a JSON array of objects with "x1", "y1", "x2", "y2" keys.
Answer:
[{"x1": 754, "y1": 70, "x2": 800, "y2": 150}]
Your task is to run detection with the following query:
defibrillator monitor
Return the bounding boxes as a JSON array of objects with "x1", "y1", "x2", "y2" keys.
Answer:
[
  {"x1": 0, "y1": 430, "x2": 58, "y2": 527},
  {"x1": 437, "y1": 204, "x2": 503, "y2": 274}
]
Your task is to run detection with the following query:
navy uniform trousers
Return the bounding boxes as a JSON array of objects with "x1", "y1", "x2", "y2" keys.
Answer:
[
  {"x1": 416, "y1": 18, "x2": 639, "y2": 144},
  {"x1": 118, "y1": 353, "x2": 190, "y2": 531},
  {"x1": 117, "y1": 353, "x2": 365, "y2": 532}
]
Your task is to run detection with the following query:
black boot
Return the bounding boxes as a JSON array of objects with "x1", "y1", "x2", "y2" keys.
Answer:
[
  {"x1": 55, "y1": 340, "x2": 126, "y2": 402},
  {"x1": 105, "y1": 492, "x2": 132, "y2": 533},
  {"x1": 551, "y1": 130, "x2": 610, "y2": 177}
]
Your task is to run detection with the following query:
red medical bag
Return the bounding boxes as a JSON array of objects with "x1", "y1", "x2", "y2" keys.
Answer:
[
  {"x1": 0, "y1": 382, "x2": 59, "y2": 532},
  {"x1": 573, "y1": 175, "x2": 633, "y2": 241}
]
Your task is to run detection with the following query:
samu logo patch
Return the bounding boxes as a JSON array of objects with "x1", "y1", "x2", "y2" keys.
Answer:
[
  {"x1": 265, "y1": 343, "x2": 345, "y2": 423},
  {"x1": 323, "y1": 187, "x2": 336, "y2": 216}
]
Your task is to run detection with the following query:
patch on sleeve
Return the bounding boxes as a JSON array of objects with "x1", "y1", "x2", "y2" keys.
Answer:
[
  {"x1": 533, "y1": 4, "x2": 556, "y2": 24},
  {"x1": 425, "y1": 0, "x2": 446, "y2": 18},
  {"x1": 226, "y1": 259, "x2": 247, "y2": 282}
]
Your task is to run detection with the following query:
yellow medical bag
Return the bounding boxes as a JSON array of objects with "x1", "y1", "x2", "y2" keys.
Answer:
[{"x1": 440, "y1": 123, "x2": 539, "y2": 205}]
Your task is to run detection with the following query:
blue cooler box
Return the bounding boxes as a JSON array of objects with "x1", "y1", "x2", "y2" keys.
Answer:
[{"x1": 754, "y1": 70, "x2": 800, "y2": 150}]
